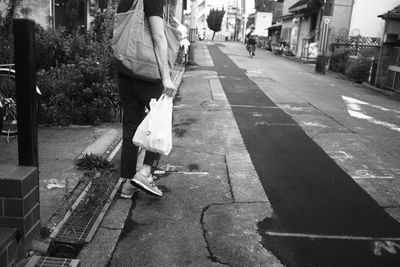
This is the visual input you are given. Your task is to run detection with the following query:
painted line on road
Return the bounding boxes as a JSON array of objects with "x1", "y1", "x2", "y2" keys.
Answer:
[
  {"x1": 107, "y1": 140, "x2": 122, "y2": 161},
  {"x1": 352, "y1": 175, "x2": 394, "y2": 179},
  {"x1": 264, "y1": 231, "x2": 400, "y2": 241},
  {"x1": 343, "y1": 96, "x2": 400, "y2": 133},
  {"x1": 231, "y1": 104, "x2": 280, "y2": 109}
]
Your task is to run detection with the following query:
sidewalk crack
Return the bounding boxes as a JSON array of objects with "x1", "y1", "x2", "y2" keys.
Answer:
[
  {"x1": 224, "y1": 155, "x2": 235, "y2": 202},
  {"x1": 201, "y1": 204, "x2": 233, "y2": 267}
]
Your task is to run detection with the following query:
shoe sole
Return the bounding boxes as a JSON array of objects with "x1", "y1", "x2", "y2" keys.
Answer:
[
  {"x1": 131, "y1": 179, "x2": 162, "y2": 197},
  {"x1": 120, "y1": 188, "x2": 140, "y2": 199}
]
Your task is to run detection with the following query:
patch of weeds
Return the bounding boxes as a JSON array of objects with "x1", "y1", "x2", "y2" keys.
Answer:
[
  {"x1": 73, "y1": 154, "x2": 117, "y2": 214},
  {"x1": 75, "y1": 153, "x2": 114, "y2": 171},
  {"x1": 187, "y1": 163, "x2": 200, "y2": 171}
]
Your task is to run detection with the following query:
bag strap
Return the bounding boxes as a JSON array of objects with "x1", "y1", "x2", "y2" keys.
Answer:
[
  {"x1": 129, "y1": 0, "x2": 143, "y2": 11},
  {"x1": 164, "y1": 0, "x2": 171, "y2": 25}
]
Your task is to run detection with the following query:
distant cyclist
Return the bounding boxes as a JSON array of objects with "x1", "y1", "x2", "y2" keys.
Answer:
[{"x1": 246, "y1": 26, "x2": 257, "y2": 57}]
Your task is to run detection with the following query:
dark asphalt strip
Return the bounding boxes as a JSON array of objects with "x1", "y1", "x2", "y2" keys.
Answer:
[{"x1": 207, "y1": 45, "x2": 400, "y2": 266}]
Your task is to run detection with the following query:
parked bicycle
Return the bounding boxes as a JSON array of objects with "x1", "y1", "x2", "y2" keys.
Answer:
[{"x1": 0, "y1": 64, "x2": 41, "y2": 142}]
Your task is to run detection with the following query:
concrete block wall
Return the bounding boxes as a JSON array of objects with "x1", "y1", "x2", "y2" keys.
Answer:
[{"x1": 0, "y1": 166, "x2": 40, "y2": 255}]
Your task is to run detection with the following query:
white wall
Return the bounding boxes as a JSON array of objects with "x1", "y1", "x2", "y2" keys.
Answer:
[
  {"x1": 349, "y1": 0, "x2": 399, "y2": 37},
  {"x1": 254, "y1": 12, "x2": 272, "y2": 36}
]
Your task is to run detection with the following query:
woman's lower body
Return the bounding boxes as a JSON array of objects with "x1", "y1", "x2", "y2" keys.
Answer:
[{"x1": 118, "y1": 72, "x2": 164, "y2": 197}]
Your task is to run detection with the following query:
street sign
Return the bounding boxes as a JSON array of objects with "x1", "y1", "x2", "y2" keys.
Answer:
[{"x1": 324, "y1": 16, "x2": 332, "y2": 24}]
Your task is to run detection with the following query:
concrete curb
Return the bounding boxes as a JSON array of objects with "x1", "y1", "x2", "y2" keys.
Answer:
[
  {"x1": 77, "y1": 67, "x2": 186, "y2": 267},
  {"x1": 80, "y1": 128, "x2": 119, "y2": 157},
  {"x1": 361, "y1": 82, "x2": 399, "y2": 99}
]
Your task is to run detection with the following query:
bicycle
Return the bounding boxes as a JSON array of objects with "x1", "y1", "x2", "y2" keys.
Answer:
[
  {"x1": 247, "y1": 44, "x2": 256, "y2": 58},
  {"x1": 0, "y1": 64, "x2": 41, "y2": 142}
]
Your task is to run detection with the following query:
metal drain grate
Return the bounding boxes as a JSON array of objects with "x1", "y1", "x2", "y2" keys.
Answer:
[
  {"x1": 25, "y1": 256, "x2": 80, "y2": 267},
  {"x1": 51, "y1": 177, "x2": 122, "y2": 243}
]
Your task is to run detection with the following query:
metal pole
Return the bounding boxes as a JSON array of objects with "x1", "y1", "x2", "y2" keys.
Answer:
[
  {"x1": 13, "y1": 19, "x2": 38, "y2": 167},
  {"x1": 188, "y1": 0, "x2": 197, "y2": 63},
  {"x1": 315, "y1": 0, "x2": 335, "y2": 74}
]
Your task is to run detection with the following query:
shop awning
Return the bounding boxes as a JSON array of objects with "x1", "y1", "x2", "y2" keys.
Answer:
[
  {"x1": 268, "y1": 24, "x2": 282, "y2": 35},
  {"x1": 268, "y1": 24, "x2": 282, "y2": 31},
  {"x1": 288, "y1": 0, "x2": 322, "y2": 13}
]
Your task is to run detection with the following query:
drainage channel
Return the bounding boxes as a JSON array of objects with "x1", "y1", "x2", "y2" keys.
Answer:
[
  {"x1": 25, "y1": 176, "x2": 122, "y2": 266},
  {"x1": 26, "y1": 256, "x2": 80, "y2": 267},
  {"x1": 26, "y1": 143, "x2": 123, "y2": 266}
]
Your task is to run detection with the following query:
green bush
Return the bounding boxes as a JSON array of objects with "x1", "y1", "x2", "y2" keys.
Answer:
[
  {"x1": 1, "y1": 6, "x2": 121, "y2": 126},
  {"x1": 37, "y1": 60, "x2": 119, "y2": 126},
  {"x1": 34, "y1": 12, "x2": 119, "y2": 126},
  {"x1": 344, "y1": 48, "x2": 379, "y2": 83},
  {"x1": 344, "y1": 58, "x2": 371, "y2": 83},
  {"x1": 329, "y1": 48, "x2": 351, "y2": 74},
  {"x1": 35, "y1": 26, "x2": 72, "y2": 70}
]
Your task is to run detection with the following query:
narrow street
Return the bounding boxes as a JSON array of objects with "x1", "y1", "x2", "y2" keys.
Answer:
[
  {"x1": 209, "y1": 42, "x2": 400, "y2": 266},
  {"x1": 109, "y1": 42, "x2": 400, "y2": 267}
]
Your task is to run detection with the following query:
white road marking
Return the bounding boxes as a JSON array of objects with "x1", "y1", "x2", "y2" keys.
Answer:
[
  {"x1": 302, "y1": 122, "x2": 328, "y2": 128},
  {"x1": 343, "y1": 96, "x2": 400, "y2": 114},
  {"x1": 253, "y1": 112, "x2": 262, "y2": 117},
  {"x1": 231, "y1": 104, "x2": 279, "y2": 109},
  {"x1": 353, "y1": 175, "x2": 394, "y2": 179},
  {"x1": 374, "y1": 241, "x2": 400, "y2": 256},
  {"x1": 255, "y1": 121, "x2": 270, "y2": 126},
  {"x1": 264, "y1": 231, "x2": 400, "y2": 241},
  {"x1": 352, "y1": 169, "x2": 393, "y2": 179},
  {"x1": 343, "y1": 96, "x2": 400, "y2": 133},
  {"x1": 327, "y1": 151, "x2": 353, "y2": 160}
]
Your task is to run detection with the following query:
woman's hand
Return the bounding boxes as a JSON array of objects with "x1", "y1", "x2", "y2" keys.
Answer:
[{"x1": 162, "y1": 77, "x2": 177, "y2": 98}]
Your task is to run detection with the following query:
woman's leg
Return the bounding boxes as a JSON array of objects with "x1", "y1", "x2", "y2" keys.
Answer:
[
  {"x1": 119, "y1": 73, "x2": 146, "y2": 179},
  {"x1": 119, "y1": 73, "x2": 164, "y2": 197}
]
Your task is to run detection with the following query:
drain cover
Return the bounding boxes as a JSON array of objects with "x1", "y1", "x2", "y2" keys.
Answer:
[
  {"x1": 51, "y1": 177, "x2": 122, "y2": 243},
  {"x1": 25, "y1": 256, "x2": 80, "y2": 267}
]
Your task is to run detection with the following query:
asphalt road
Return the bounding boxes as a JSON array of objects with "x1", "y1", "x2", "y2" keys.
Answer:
[{"x1": 208, "y1": 43, "x2": 400, "y2": 267}]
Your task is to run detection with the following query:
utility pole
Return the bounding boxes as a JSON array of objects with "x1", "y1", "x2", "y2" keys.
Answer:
[
  {"x1": 315, "y1": 0, "x2": 334, "y2": 74},
  {"x1": 241, "y1": 0, "x2": 246, "y2": 44},
  {"x1": 188, "y1": 0, "x2": 197, "y2": 63}
]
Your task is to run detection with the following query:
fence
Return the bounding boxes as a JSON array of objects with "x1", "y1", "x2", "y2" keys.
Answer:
[{"x1": 330, "y1": 35, "x2": 381, "y2": 56}]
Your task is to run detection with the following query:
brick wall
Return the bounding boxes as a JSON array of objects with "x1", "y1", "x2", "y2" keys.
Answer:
[
  {"x1": 0, "y1": 166, "x2": 40, "y2": 257},
  {"x1": 0, "y1": 228, "x2": 17, "y2": 267}
]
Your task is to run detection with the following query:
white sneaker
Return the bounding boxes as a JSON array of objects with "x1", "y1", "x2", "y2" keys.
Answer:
[
  {"x1": 131, "y1": 173, "x2": 162, "y2": 197},
  {"x1": 120, "y1": 179, "x2": 140, "y2": 199}
]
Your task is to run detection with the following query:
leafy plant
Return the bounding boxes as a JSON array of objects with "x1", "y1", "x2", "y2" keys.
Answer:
[
  {"x1": 328, "y1": 48, "x2": 351, "y2": 75},
  {"x1": 206, "y1": 8, "x2": 225, "y2": 40},
  {"x1": 90, "y1": 8, "x2": 114, "y2": 43},
  {"x1": 75, "y1": 153, "x2": 115, "y2": 171},
  {"x1": 345, "y1": 47, "x2": 379, "y2": 83},
  {"x1": 36, "y1": 60, "x2": 119, "y2": 126},
  {"x1": 0, "y1": 0, "x2": 24, "y2": 64}
]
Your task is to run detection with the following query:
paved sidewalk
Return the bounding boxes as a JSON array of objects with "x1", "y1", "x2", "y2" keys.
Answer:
[{"x1": 77, "y1": 43, "x2": 283, "y2": 267}]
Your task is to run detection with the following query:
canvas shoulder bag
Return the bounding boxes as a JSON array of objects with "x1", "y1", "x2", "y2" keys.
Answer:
[{"x1": 112, "y1": 0, "x2": 181, "y2": 82}]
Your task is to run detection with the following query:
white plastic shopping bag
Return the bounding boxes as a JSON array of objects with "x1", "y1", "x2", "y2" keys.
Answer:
[{"x1": 132, "y1": 94, "x2": 173, "y2": 155}]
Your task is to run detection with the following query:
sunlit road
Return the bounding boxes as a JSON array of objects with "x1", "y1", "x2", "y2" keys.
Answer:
[{"x1": 209, "y1": 42, "x2": 400, "y2": 266}]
